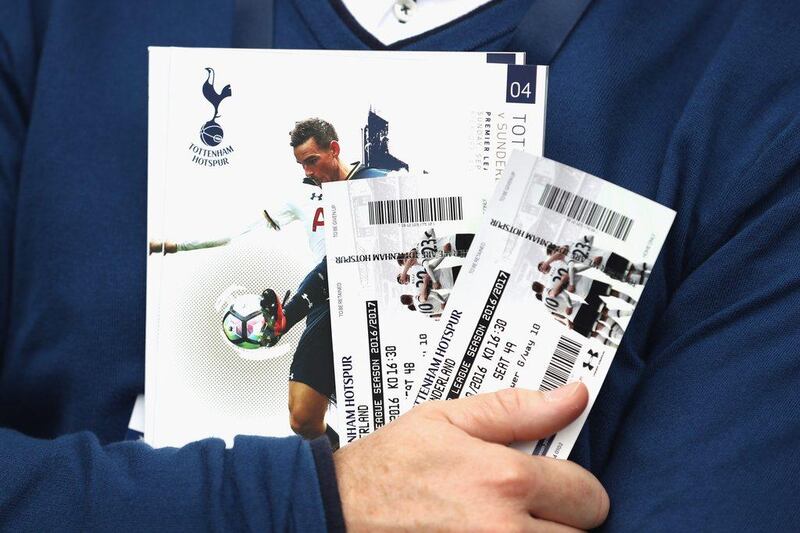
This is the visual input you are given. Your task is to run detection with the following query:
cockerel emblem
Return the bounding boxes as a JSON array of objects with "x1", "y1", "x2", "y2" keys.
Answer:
[{"x1": 199, "y1": 67, "x2": 232, "y2": 147}]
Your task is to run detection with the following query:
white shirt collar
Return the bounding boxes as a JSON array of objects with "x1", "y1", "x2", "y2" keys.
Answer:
[{"x1": 339, "y1": 0, "x2": 497, "y2": 46}]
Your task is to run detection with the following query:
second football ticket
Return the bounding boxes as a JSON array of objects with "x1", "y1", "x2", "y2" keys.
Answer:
[{"x1": 412, "y1": 152, "x2": 675, "y2": 458}]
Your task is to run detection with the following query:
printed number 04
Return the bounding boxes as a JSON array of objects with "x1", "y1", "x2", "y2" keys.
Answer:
[{"x1": 510, "y1": 81, "x2": 532, "y2": 98}]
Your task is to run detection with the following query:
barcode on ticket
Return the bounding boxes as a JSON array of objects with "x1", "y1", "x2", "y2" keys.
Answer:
[
  {"x1": 532, "y1": 335, "x2": 582, "y2": 457},
  {"x1": 539, "y1": 335, "x2": 581, "y2": 392},
  {"x1": 538, "y1": 184, "x2": 634, "y2": 241},
  {"x1": 367, "y1": 196, "x2": 463, "y2": 225}
]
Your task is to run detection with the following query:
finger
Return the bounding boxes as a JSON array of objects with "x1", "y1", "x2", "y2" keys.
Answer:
[
  {"x1": 524, "y1": 456, "x2": 609, "y2": 530},
  {"x1": 493, "y1": 515, "x2": 584, "y2": 533},
  {"x1": 427, "y1": 382, "x2": 588, "y2": 444},
  {"x1": 527, "y1": 517, "x2": 586, "y2": 533}
]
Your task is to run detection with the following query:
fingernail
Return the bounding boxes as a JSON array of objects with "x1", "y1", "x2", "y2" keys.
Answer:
[{"x1": 544, "y1": 381, "x2": 581, "y2": 402}]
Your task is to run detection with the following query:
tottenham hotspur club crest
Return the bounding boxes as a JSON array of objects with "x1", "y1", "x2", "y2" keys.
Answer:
[
  {"x1": 200, "y1": 67, "x2": 232, "y2": 147},
  {"x1": 189, "y1": 68, "x2": 235, "y2": 167}
]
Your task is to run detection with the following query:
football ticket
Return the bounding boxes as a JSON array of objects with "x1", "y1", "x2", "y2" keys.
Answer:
[
  {"x1": 324, "y1": 175, "x2": 485, "y2": 443},
  {"x1": 412, "y1": 151, "x2": 675, "y2": 458}
]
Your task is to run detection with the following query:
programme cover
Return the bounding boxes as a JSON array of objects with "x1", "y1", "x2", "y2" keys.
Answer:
[
  {"x1": 411, "y1": 151, "x2": 675, "y2": 459},
  {"x1": 146, "y1": 47, "x2": 544, "y2": 447}
]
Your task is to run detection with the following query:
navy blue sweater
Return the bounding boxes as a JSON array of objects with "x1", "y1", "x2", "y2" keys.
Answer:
[{"x1": 1, "y1": 0, "x2": 799, "y2": 530}]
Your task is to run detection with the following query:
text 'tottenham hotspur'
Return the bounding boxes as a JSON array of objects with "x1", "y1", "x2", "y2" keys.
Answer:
[
  {"x1": 414, "y1": 309, "x2": 463, "y2": 404},
  {"x1": 489, "y1": 218, "x2": 553, "y2": 247},
  {"x1": 334, "y1": 250, "x2": 459, "y2": 264}
]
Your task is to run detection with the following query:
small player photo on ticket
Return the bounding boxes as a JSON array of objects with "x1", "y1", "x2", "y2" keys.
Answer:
[{"x1": 412, "y1": 151, "x2": 676, "y2": 459}]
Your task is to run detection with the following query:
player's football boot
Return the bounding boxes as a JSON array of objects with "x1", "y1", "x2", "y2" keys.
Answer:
[{"x1": 259, "y1": 289, "x2": 289, "y2": 347}]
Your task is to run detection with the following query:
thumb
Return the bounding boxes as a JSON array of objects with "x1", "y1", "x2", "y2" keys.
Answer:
[{"x1": 426, "y1": 382, "x2": 588, "y2": 444}]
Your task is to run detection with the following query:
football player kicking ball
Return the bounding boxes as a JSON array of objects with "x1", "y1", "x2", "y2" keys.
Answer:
[{"x1": 150, "y1": 118, "x2": 393, "y2": 444}]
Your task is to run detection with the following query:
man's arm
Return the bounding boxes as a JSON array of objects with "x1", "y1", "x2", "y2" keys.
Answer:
[
  {"x1": 0, "y1": 12, "x2": 327, "y2": 530},
  {"x1": 0, "y1": 0, "x2": 33, "y2": 358},
  {"x1": 563, "y1": 290, "x2": 574, "y2": 315},
  {"x1": 427, "y1": 289, "x2": 447, "y2": 307},
  {"x1": 418, "y1": 274, "x2": 431, "y2": 302},
  {"x1": 171, "y1": 236, "x2": 233, "y2": 252},
  {"x1": 591, "y1": 11, "x2": 800, "y2": 524},
  {"x1": 150, "y1": 212, "x2": 286, "y2": 255},
  {"x1": 0, "y1": 431, "x2": 330, "y2": 531},
  {"x1": 0, "y1": 385, "x2": 607, "y2": 532},
  {"x1": 422, "y1": 257, "x2": 443, "y2": 287},
  {"x1": 570, "y1": 260, "x2": 594, "y2": 275},
  {"x1": 549, "y1": 273, "x2": 570, "y2": 297},
  {"x1": 567, "y1": 261, "x2": 594, "y2": 292},
  {"x1": 544, "y1": 250, "x2": 566, "y2": 268},
  {"x1": 148, "y1": 237, "x2": 230, "y2": 254},
  {"x1": 400, "y1": 251, "x2": 416, "y2": 278}
]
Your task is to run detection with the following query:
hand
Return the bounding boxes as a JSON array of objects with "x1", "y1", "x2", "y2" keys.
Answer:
[
  {"x1": 568, "y1": 285, "x2": 576, "y2": 292},
  {"x1": 433, "y1": 282, "x2": 442, "y2": 290},
  {"x1": 592, "y1": 256, "x2": 602, "y2": 266},
  {"x1": 334, "y1": 383, "x2": 609, "y2": 531}
]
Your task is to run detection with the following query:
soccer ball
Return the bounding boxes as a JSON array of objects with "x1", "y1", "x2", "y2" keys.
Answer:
[
  {"x1": 200, "y1": 119, "x2": 224, "y2": 147},
  {"x1": 222, "y1": 294, "x2": 266, "y2": 349}
]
